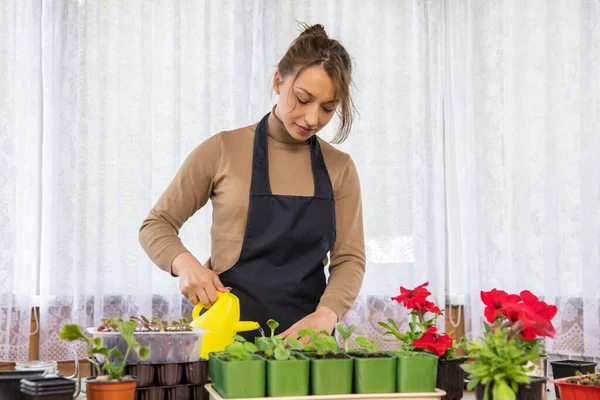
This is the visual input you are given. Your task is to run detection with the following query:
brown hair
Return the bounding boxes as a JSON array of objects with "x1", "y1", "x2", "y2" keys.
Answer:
[{"x1": 277, "y1": 23, "x2": 356, "y2": 144}]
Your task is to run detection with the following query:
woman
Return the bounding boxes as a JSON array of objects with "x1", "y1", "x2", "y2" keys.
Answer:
[{"x1": 139, "y1": 24, "x2": 365, "y2": 342}]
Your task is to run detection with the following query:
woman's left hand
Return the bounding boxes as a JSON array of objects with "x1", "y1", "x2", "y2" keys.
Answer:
[{"x1": 280, "y1": 307, "x2": 339, "y2": 345}]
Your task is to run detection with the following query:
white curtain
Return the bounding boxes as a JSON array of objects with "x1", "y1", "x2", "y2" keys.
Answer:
[
  {"x1": 0, "y1": 1, "x2": 42, "y2": 362},
  {"x1": 35, "y1": 0, "x2": 445, "y2": 361},
  {"x1": 445, "y1": 0, "x2": 600, "y2": 358},
  {"x1": 336, "y1": 0, "x2": 447, "y2": 349}
]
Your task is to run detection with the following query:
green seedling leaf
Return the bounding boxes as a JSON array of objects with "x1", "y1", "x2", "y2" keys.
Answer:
[
  {"x1": 59, "y1": 324, "x2": 89, "y2": 342},
  {"x1": 286, "y1": 337, "x2": 304, "y2": 351},
  {"x1": 298, "y1": 328, "x2": 315, "y2": 338},
  {"x1": 138, "y1": 347, "x2": 150, "y2": 360},
  {"x1": 267, "y1": 319, "x2": 280, "y2": 337},
  {"x1": 355, "y1": 335, "x2": 378, "y2": 353},
  {"x1": 336, "y1": 323, "x2": 356, "y2": 352},
  {"x1": 243, "y1": 341, "x2": 258, "y2": 353},
  {"x1": 274, "y1": 346, "x2": 291, "y2": 361}
]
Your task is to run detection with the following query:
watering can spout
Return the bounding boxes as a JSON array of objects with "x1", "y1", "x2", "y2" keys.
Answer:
[
  {"x1": 191, "y1": 291, "x2": 260, "y2": 358},
  {"x1": 234, "y1": 321, "x2": 260, "y2": 332}
]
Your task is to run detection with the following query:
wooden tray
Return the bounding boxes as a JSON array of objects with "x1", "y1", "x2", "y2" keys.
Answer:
[{"x1": 205, "y1": 384, "x2": 447, "y2": 400}]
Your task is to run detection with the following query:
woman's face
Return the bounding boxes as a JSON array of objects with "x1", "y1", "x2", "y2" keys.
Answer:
[{"x1": 274, "y1": 65, "x2": 337, "y2": 142}]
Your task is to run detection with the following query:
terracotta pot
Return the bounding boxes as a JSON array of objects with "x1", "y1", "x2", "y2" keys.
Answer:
[{"x1": 85, "y1": 376, "x2": 138, "y2": 400}]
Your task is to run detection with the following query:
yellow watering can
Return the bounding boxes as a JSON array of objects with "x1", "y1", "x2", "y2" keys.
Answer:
[{"x1": 190, "y1": 291, "x2": 260, "y2": 359}]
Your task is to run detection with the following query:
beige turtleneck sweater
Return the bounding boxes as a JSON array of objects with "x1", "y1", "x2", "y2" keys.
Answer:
[{"x1": 139, "y1": 109, "x2": 365, "y2": 319}]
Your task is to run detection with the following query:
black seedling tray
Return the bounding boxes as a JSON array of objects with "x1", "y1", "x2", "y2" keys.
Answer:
[
  {"x1": 19, "y1": 376, "x2": 77, "y2": 400},
  {"x1": 136, "y1": 383, "x2": 208, "y2": 400},
  {"x1": 0, "y1": 370, "x2": 46, "y2": 400},
  {"x1": 125, "y1": 359, "x2": 208, "y2": 387},
  {"x1": 125, "y1": 359, "x2": 209, "y2": 400}
]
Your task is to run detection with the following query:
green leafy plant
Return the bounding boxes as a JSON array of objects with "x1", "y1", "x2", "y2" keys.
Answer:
[
  {"x1": 462, "y1": 289, "x2": 558, "y2": 400},
  {"x1": 335, "y1": 323, "x2": 356, "y2": 352},
  {"x1": 256, "y1": 319, "x2": 279, "y2": 349},
  {"x1": 298, "y1": 328, "x2": 339, "y2": 355},
  {"x1": 354, "y1": 336, "x2": 378, "y2": 353},
  {"x1": 255, "y1": 319, "x2": 296, "y2": 361},
  {"x1": 60, "y1": 321, "x2": 149, "y2": 380},
  {"x1": 224, "y1": 335, "x2": 258, "y2": 361},
  {"x1": 463, "y1": 325, "x2": 540, "y2": 400},
  {"x1": 445, "y1": 334, "x2": 469, "y2": 359}
]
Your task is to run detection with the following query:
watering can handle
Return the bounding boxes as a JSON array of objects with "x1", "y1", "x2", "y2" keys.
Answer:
[{"x1": 192, "y1": 291, "x2": 226, "y2": 320}]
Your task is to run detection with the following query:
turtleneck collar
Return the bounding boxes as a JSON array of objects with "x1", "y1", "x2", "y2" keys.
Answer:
[{"x1": 267, "y1": 105, "x2": 309, "y2": 145}]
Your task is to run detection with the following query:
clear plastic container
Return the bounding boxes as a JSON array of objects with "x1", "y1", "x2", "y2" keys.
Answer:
[
  {"x1": 15, "y1": 361, "x2": 58, "y2": 376},
  {"x1": 87, "y1": 327, "x2": 207, "y2": 363}
]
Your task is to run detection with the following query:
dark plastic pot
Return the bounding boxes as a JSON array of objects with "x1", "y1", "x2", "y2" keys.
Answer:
[
  {"x1": 156, "y1": 363, "x2": 183, "y2": 386},
  {"x1": 437, "y1": 357, "x2": 468, "y2": 400},
  {"x1": 475, "y1": 376, "x2": 547, "y2": 400},
  {"x1": 126, "y1": 364, "x2": 155, "y2": 387},
  {"x1": 0, "y1": 370, "x2": 46, "y2": 400}
]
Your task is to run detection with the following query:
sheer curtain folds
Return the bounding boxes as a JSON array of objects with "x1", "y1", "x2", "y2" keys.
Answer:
[
  {"x1": 445, "y1": 0, "x2": 600, "y2": 357},
  {"x1": 0, "y1": 1, "x2": 42, "y2": 362},
  {"x1": 35, "y1": 0, "x2": 445, "y2": 361}
]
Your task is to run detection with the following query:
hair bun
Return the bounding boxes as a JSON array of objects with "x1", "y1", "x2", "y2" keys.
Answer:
[{"x1": 298, "y1": 23, "x2": 328, "y2": 38}]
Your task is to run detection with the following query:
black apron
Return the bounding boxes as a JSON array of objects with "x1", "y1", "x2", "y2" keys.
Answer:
[{"x1": 219, "y1": 112, "x2": 336, "y2": 339}]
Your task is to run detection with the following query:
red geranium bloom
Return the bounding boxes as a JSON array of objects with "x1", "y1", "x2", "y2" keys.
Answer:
[
  {"x1": 412, "y1": 326, "x2": 454, "y2": 357},
  {"x1": 392, "y1": 282, "x2": 432, "y2": 310},
  {"x1": 480, "y1": 289, "x2": 521, "y2": 323}
]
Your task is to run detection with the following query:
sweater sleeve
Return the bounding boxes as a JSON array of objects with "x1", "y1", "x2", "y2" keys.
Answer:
[
  {"x1": 318, "y1": 156, "x2": 366, "y2": 319},
  {"x1": 139, "y1": 134, "x2": 222, "y2": 274}
]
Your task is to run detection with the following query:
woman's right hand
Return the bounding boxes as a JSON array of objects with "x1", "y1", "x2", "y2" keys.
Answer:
[{"x1": 172, "y1": 252, "x2": 229, "y2": 307}]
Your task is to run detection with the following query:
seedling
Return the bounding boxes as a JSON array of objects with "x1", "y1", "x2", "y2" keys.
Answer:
[
  {"x1": 99, "y1": 316, "x2": 193, "y2": 332},
  {"x1": 378, "y1": 317, "x2": 410, "y2": 343},
  {"x1": 60, "y1": 321, "x2": 149, "y2": 380},
  {"x1": 224, "y1": 335, "x2": 258, "y2": 361},
  {"x1": 298, "y1": 328, "x2": 339, "y2": 355},
  {"x1": 567, "y1": 372, "x2": 600, "y2": 386},
  {"x1": 355, "y1": 336, "x2": 378, "y2": 353},
  {"x1": 335, "y1": 323, "x2": 356, "y2": 352}
]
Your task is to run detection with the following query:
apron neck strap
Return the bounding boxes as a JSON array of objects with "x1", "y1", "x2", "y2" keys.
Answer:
[{"x1": 250, "y1": 113, "x2": 333, "y2": 198}]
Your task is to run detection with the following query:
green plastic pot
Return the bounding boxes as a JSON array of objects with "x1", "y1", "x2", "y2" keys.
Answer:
[
  {"x1": 350, "y1": 351, "x2": 397, "y2": 394},
  {"x1": 307, "y1": 353, "x2": 353, "y2": 395},
  {"x1": 265, "y1": 353, "x2": 310, "y2": 397},
  {"x1": 208, "y1": 352, "x2": 265, "y2": 398},
  {"x1": 393, "y1": 351, "x2": 439, "y2": 393}
]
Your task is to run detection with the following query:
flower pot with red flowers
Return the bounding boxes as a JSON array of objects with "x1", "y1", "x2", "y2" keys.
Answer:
[
  {"x1": 380, "y1": 281, "x2": 457, "y2": 393},
  {"x1": 552, "y1": 373, "x2": 600, "y2": 400},
  {"x1": 462, "y1": 289, "x2": 558, "y2": 400}
]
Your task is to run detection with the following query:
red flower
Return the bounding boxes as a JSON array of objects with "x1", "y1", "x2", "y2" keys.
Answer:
[
  {"x1": 417, "y1": 301, "x2": 442, "y2": 315},
  {"x1": 517, "y1": 290, "x2": 557, "y2": 339},
  {"x1": 412, "y1": 326, "x2": 454, "y2": 357},
  {"x1": 520, "y1": 290, "x2": 558, "y2": 321},
  {"x1": 392, "y1": 282, "x2": 432, "y2": 310},
  {"x1": 480, "y1": 289, "x2": 521, "y2": 323},
  {"x1": 502, "y1": 302, "x2": 556, "y2": 340}
]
